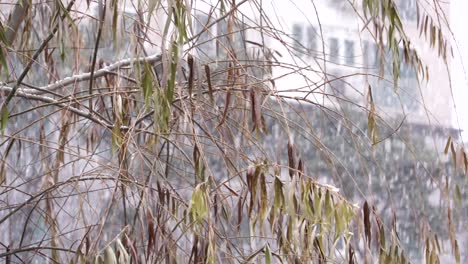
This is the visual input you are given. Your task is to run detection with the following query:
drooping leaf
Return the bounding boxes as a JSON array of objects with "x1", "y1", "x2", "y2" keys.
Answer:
[
  {"x1": 187, "y1": 54, "x2": 194, "y2": 98},
  {"x1": 363, "y1": 201, "x2": 371, "y2": 247},
  {"x1": 1, "y1": 105, "x2": 8, "y2": 133},
  {"x1": 444, "y1": 136, "x2": 452, "y2": 154},
  {"x1": 104, "y1": 246, "x2": 117, "y2": 264},
  {"x1": 274, "y1": 176, "x2": 284, "y2": 211},
  {"x1": 260, "y1": 172, "x2": 268, "y2": 222},
  {"x1": 116, "y1": 238, "x2": 130, "y2": 264},
  {"x1": 450, "y1": 142, "x2": 457, "y2": 169},
  {"x1": 287, "y1": 140, "x2": 296, "y2": 178},
  {"x1": 189, "y1": 183, "x2": 209, "y2": 222},
  {"x1": 142, "y1": 64, "x2": 154, "y2": 109},
  {"x1": 454, "y1": 239, "x2": 460, "y2": 264},
  {"x1": 265, "y1": 243, "x2": 272, "y2": 264},
  {"x1": 204, "y1": 64, "x2": 215, "y2": 105},
  {"x1": 0, "y1": 47, "x2": 8, "y2": 76},
  {"x1": 454, "y1": 185, "x2": 462, "y2": 207},
  {"x1": 367, "y1": 86, "x2": 379, "y2": 145}
]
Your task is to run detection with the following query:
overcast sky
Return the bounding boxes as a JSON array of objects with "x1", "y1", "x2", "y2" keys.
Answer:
[{"x1": 451, "y1": 0, "x2": 468, "y2": 140}]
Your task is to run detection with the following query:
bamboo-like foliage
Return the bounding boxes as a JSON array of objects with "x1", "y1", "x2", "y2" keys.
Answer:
[{"x1": 0, "y1": 0, "x2": 464, "y2": 263}]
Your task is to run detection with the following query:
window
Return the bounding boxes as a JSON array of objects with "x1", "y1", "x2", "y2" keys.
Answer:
[
  {"x1": 371, "y1": 46, "x2": 419, "y2": 111},
  {"x1": 345, "y1": 40, "x2": 355, "y2": 65},
  {"x1": 397, "y1": 0, "x2": 417, "y2": 22},
  {"x1": 194, "y1": 13, "x2": 215, "y2": 58},
  {"x1": 364, "y1": 41, "x2": 379, "y2": 69},
  {"x1": 399, "y1": 64, "x2": 418, "y2": 110},
  {"x1": 216, "y1": 18, "x2": 228, "y2": 57},
  {"x1": 329, "y1": 37, "x2": 339, "y2": 63},
  {"x1": 307, "y1": 26, "x2": 317, "y2": 55},
  {"x1": 215, "y1": 17, "x2": 247, "y2": 59},
  {"x1": 328, "y1": 0, "x2": 351, "y2": 12},
  {"x1": 123, "y1": 12, "x2": 139, "y2": 33},
  {"x1": 292, "y1": 24, "x2": 303, "y2": 57},
  {"x1": 233, "y1": 19, "x2": 247, "y2": 57},
  {"x1": 329, "y1": 70, "x2": 346, "y2": 95}
]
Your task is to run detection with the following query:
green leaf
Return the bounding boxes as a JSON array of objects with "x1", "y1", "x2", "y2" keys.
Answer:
[
  {"x1": 454, "y1": 239, "x2": 460, "y2": 264},
  {"x1": 334, "y1": 206, "x2": 344, "y2": 235},
  {"x1": 1, "y1": 105, "x2": 8, "y2": 133},
  {"x1": 189, "y1": 183, "x2": 209, "y2": 222},
  {"x1": 324, "y1": 190, "x2": 333, "y2": 220},
  {"x1": 104, "y1": 246, "x2": 117, "y2": 264},
  {"x1": 454, "y1": 185, "x2": 462, "y2": 207},
  {"x1": 265, "y1": 243, "x2": 272, "y2": 264},
  {"x1": 274, "y1": 176, "x2": 284, "y2": 211},
  {"x1": 0, "y1": 21, "x2": 8, "y2": 44},
  {"x1": 367, "y1": 86, "x2": 379, "y2": 145},
  {"x1": 168, "y1": 40, "x2": 178, "y2": 103},
  {"x1": 94, "y1": 256, "x2": 104, "y2": 264},
  {"x1": 60, "y1": 36, "x2": 66, "y2": 61},
  {"x1": 112, "y1": 1, "x2": 119, "y2": 44},
  {"x1": 0, "y1": 47, "x2": 9, "y2": 76},
  {"x1": 142, "y1": 64, "x2": 154, "y2": 109}
]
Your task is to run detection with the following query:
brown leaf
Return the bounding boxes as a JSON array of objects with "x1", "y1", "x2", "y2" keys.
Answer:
[
  {"x1": 250, "y1": 88, "x2": 262, "y2": 132},
  {"x1": 237, "y1": 197, "x2": 243, "y2": 231},
  {"x1": 146, "y1": 208, "x2": 155, "y2": 255},
  {"x1": 246, "y1": 166, "x2": 259, "y2": 217},
  {"x1": 213, "y1": 193, "x2": 218, "y2": 222},
  {"x1": 187, "y1": 54, "x2": 194, "y2": 98},
  {"x1": 363, "y1": 201, "x2": 371, "y2": 248},
  {"x1": 348, "y1": 244, "x2": 355, "y2": 264},
  {"x1": 250, "y1": 89, "x2": 257, "y2": 131},
  {"x1": 204, "y1": 65, "x2": 214, "y2": 105},
  {"x1": 298, "y1": 159, "x2": 304, "y2": 178},
  {"x1": 288, "y1": 140, "x2": 296, "y2": 178},
  {"x1": 217, "y1": 89, "x2": 231, "y2": 128},
  {"x1": 260, "y1": 172, "x2": 267, "y2": 221}
]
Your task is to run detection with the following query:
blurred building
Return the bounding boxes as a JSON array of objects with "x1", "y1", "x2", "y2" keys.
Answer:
[{"x1": 192, "y1": 0, "x2": 453, "y2": 131}]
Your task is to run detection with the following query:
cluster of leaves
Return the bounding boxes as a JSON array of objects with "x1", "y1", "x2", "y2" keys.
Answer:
[{"x1": 0, "y1": 0, "x2": 463, "y2": 263}]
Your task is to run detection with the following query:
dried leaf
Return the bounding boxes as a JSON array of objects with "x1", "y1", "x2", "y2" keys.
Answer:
[
  {"x1": 260, "y1": 172, "x2": 268, "y2": 221},
  {"x1": 204, "y1": 64, "x2": 214, "y2": 105},
  {"x1": 187, "y1": 54, "x2": 194, "y2": 98},
  {"x1": 237, "y1": 196, "x2": 243, "y2": 230},
  {"x1": 287, "y1": 140, "x2": 296, "y2": 178},
  {"x1": 348, "y1": 244, "x2": 355, "y2": 264},
  {"x1": 363, "y1": 201, "x2": 371, "y2": 247},
  {"x1": 146, "y1": 208, "x2": 155, "y2": 254},
  {"x1": 142, "y1": 64, "x2": 154, "y2": 109},
  {"x1": 298, "y1": 159, "x2": 304, "y2": 178},
  {"x1": 444, "y1": 136, "x2": 452, "y2": 155},
  {"x1": 116, "y1": 238, "x2": 130, "y2": 264},
  {"x1": 217, "y1": 89, "x2": 231, "y2": 128},
  {"x1": 450, "y1": 142, "x2": 457, "y2": 168},
  {"x1": 367, "y1": 86, "x2": 379, "y2": 145},
  {"x1": 454, "y1": 185, "x2": 462, "y2": 207}
]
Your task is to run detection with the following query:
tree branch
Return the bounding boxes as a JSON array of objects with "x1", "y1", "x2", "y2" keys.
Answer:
[
  {"x1": 1, "y1": 0, "x2": 76, "y2": 117},
  {"x1": 4, "y1": 0, "x2": 31, "y2": 45}
]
